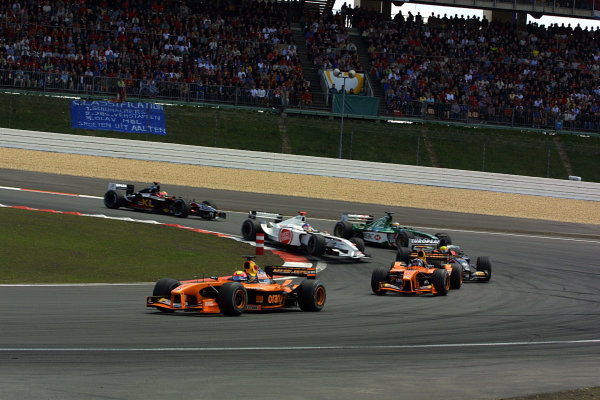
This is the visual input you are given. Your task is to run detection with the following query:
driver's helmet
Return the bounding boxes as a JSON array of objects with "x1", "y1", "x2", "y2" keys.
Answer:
[
  {"x1": 243, "y1": 260, "x2": 259, "y2": 276},
  {"x1": 232, "y1": 270, "x2": 248, "y2": 281},
  {"x1": 302, "y1": 223, "x2": 312, "y2": 232},
  {"x1": 159, "y1": 191, "x2": 168, "y2": 197},
  {"x1": 390, "y1": 222, "x2": 401, "y2": 229},
  {"x1": 439, "y1": 246, "x2": 448, "y2": 253},
  {"x1": 410, "y1": 258, "x2": 425, "y2": 267}
]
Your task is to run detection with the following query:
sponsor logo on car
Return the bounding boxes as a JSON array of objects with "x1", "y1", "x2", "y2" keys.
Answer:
[
  {"x1": 364, "y1": 232, "x2": 384, "y2": 242},
  {"x1": 280, "y1": 229, "x2": 292, "y2": 244},
  {"x1": 268, "y1": 295, "x2": 283, "y2": 303},
  {"x1": 411, "y1": 238, "x2": 438, "y2": 244}
]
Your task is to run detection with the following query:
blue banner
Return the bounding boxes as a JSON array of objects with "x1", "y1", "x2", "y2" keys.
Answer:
[{"x1": 70, "y1": 100, "x2": 167, "y2": 135}]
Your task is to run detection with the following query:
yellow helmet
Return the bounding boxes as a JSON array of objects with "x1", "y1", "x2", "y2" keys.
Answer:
[
  {"x1": 439, "y1": 246, "x2": 448, "y2": 253},
  {"x1": 244, "y1": 260, "x2": 258, "y2": 276}
]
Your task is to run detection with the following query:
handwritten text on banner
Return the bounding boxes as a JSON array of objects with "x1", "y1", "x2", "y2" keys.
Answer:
[{"x1": 70, "y1": 101, "x2": 167, "y2": 135}]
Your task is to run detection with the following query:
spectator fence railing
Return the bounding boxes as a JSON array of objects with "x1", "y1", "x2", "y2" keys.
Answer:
[
  {"x1": 1, "y1": 68, "x2": 599, "y2": 134},
  {"x1": 389, "y1": 100, "x2": 600, "y2": 134}
]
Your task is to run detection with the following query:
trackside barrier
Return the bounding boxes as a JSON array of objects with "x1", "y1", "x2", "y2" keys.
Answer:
[
  {"x1": 256, "y1": 234, "x2": 265, "y2": 255},
  {"x1": 2, "y1": 128, "x2": 600, "y2": 201}
]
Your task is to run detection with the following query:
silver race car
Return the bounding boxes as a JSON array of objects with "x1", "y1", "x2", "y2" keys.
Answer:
[{"x1": 241, "y1": 211, "x2": 368, "y2": 260}]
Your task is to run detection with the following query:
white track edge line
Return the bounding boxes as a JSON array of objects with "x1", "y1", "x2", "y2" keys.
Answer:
[
  {"x1": 1, "y1": 339, "x2": 599, "y2": 352},
  {"x1": 2, "y1": 186, "x2": 598, "y2": 243}
]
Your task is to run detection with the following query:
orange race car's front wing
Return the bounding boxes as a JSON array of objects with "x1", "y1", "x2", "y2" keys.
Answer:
[{"x1": 378, "y1": 281, "x2": 439, "y2": 295}]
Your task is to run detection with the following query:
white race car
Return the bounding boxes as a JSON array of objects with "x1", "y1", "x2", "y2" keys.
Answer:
[{"x1": 241, "y1": 211, "x2": 369, "y2": 260}]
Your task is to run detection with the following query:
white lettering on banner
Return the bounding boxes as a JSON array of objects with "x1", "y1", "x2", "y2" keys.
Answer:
[
  {"x1": 71, "y1": 100, "x2": 167, "y2": 135},
  {"x1": 73, "y1": 100, "x2": 163, "y2": 111}
]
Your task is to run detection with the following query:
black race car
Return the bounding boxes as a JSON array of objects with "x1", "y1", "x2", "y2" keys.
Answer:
[
  {"x1": 103, "y1": 182, "x2": 226, "y2": 220},
  {"x1": 396, "y1": 245, "x2": 491, "y2": 282}
]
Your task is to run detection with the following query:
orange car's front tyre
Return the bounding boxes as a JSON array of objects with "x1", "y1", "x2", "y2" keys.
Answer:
[
  {"x1": 432, "y1": 269, "x2": 449, "y2": 296},
  {"x1": 218, "y1": 282, "x2": 247, "y2": 316},
  {"x1": 371, "y1": 267, "x2": 389, "y2": 296},
  {"x1": 298, "y1": 280, "x2": 326, "y2": 311}
]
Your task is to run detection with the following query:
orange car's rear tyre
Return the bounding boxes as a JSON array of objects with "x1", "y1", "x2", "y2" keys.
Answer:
[
  {"x1": 450, "y1": 263, "x2": 463, "y2": 289},
  {"x1": 218, "y1": 282, "x2": 247, "y2": 316},
  {"x1": 432, "y1": 269, "x2": 449, "y2": 296},
  {"x1": 298, "y1": 280, "x2": 326, "y2": 311},
  {"x1": 371, "y1": 266, "x2": 389, "y2": 295}
]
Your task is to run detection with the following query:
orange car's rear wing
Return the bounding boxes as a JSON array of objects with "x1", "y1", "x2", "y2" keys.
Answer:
[
  {"x1": 265, "y1": 266, "x2": 317, "y2": 279},
  {"x1": 410, "y1": 251, "x2": 451, "y2": 262}
]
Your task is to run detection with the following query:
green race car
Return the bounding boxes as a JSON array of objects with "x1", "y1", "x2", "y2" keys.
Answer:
[{"x1": 333, "y1": 212, "x2": 452, "y2": 249}]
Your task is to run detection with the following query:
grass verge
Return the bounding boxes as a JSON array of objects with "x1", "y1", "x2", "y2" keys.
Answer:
[
  {"x1": 0, "y1": 207, "x2": 282, "y2": 283},
  {"x1": 1, "y1": 92, "x2": 599, "y2": 182}
]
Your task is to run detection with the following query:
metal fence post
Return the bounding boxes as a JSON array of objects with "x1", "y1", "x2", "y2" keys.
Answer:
[
  {"x1": 350, "y1": 125, "x2": 354, "y2": 159},
  {"x1": 416, "y1": 134, "x2": 420, "y2": 166},
  {"x1": 146, "y1": 102, "x2": 150, "y2": 141},
  {"x1": 9, "y1": 94, "x2": 13, "y2": 128},
  {"x1": 547, "y1": 141, "x2": 551, "y2": 178},
  {"x1": 281, "y1": 112, "x2": 285, "y2": 154},
  {"x1": 482, "y1": 133, "x2": 487, "y2": 172},
  {"x1": 214, "y1": 108, "x2": 219, "y2": 147},
  {"x1": 511, "y1": 107, "x2": 515, "y2": 127}
]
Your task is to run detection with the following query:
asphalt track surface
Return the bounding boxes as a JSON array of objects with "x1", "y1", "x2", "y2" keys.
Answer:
[{"x1": 1, "y1": 169, "x2": 600, "y2": 400}]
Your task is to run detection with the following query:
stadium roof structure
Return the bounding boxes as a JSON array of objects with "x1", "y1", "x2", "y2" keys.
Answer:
[{"x1": 381, "y1": 0, "x2": 598, "y2": 21}]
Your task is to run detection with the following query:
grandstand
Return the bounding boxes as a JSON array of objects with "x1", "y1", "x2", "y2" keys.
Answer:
[{"x1": 0, "y1": 0, "x2": 599, "y2": 134}]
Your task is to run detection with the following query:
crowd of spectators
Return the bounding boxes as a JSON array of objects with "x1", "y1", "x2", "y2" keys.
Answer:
[
  {"x1": 2, "y1": 0, "x2": 600, "y2": 131},
  {"x1": 349, "y1": 7, "x2": 600, "y2": 129},
  {"x1": 0, "y1": 0, "x2": 311, "y2": 107},
  {"x1": 303, "y1": 10, "x2": 362, "y2": 75}
]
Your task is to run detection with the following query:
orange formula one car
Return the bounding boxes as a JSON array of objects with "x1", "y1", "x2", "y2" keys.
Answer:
[
  {"x1": 146, "y1": 259, "x2": 326, "y2": 316},
  {"x1": 371, "y1": 248, "x2": 463, "y2": 296}
]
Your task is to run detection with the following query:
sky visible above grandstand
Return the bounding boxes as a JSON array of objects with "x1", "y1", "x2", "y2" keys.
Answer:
[{"x1": 333, "y1": 0, "x2": 600, "y2": 30}]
